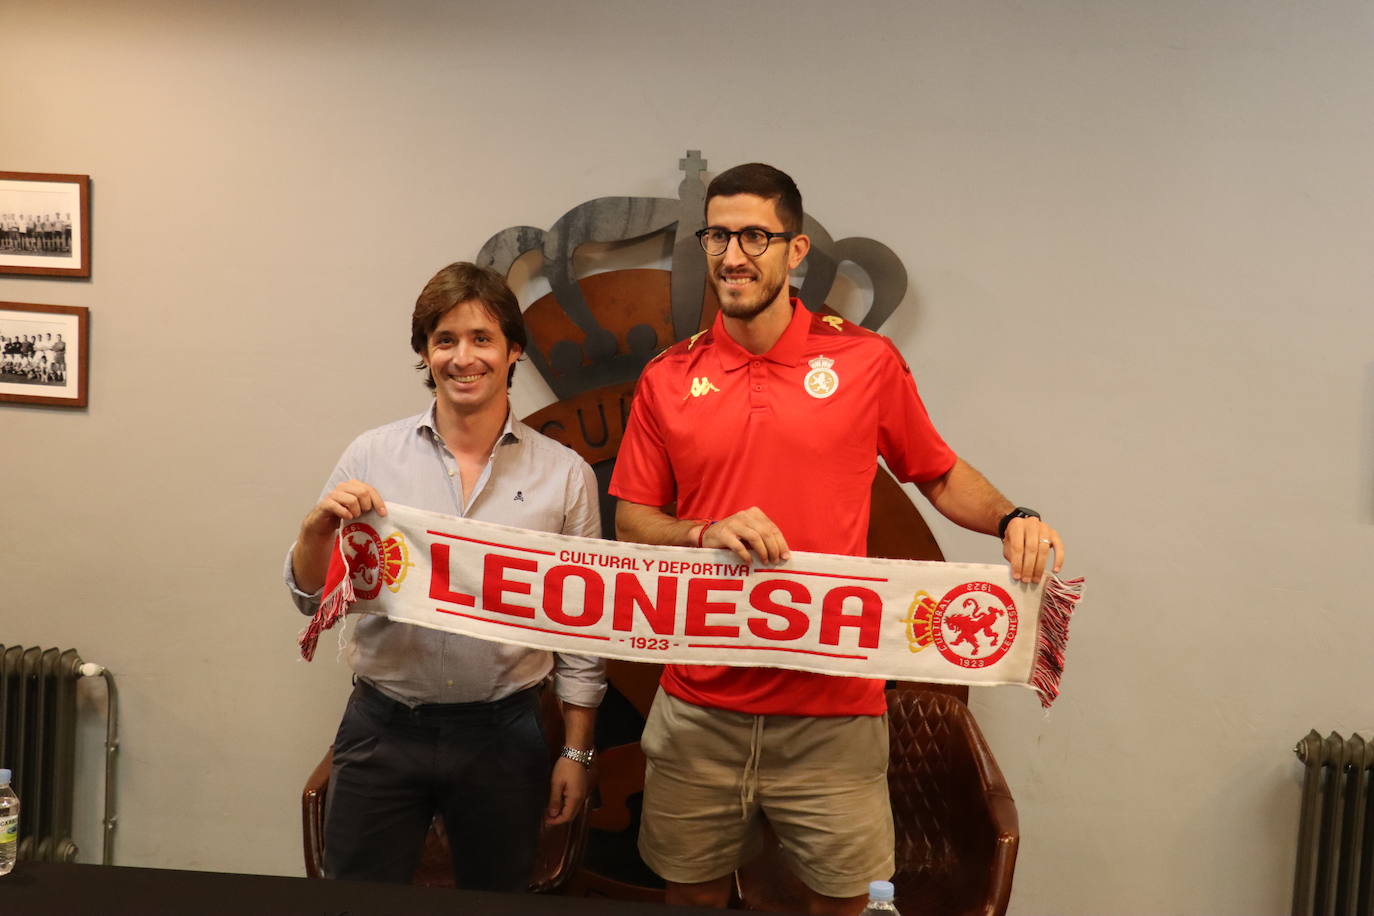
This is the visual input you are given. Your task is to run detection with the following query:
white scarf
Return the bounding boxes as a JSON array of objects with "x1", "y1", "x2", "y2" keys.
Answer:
[{"x1": 300, "y1": 502, "x2": 1084, "y2": 707}]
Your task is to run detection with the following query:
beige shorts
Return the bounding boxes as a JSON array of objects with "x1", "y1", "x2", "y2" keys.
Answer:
[{"x1": 638, "y1": 688, "x2": 893, "y2": 898}]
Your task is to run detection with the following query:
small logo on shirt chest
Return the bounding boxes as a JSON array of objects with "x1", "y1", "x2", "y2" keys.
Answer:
[
  {"x1": 687, "y1": 376, "x2": 720, "y2": 398},
  {"x1": 514, "y1": 490, "x2": 525, "y2": 502},
  {"x1": 804, "y1": 356, "x2": 839, "y2": 399}
]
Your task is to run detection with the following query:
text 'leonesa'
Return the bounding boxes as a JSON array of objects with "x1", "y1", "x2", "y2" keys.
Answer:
[{"x1": 429, "y1": 544, "x2": 881, "y2": 648}]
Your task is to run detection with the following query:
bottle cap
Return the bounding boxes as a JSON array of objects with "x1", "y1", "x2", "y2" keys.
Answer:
[
  {"x1": 0, "y1": 768, "x2": 9, "y2": 785},
  {"x1": 868, "y1": 880, "x2": 894, "y2": 902}
]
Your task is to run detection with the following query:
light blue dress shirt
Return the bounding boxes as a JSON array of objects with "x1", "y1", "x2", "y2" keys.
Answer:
[{"x1": 285, "y1": 403, "x2": 606, "y2": 707}]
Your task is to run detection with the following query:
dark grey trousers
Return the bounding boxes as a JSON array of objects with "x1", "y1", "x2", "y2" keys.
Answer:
[{"x1": 322, "y1": 681, "x2": 549, "y2": 891}]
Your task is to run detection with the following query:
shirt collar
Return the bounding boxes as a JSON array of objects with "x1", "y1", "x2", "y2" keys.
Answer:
[
  {"x1": 415, "y1": 402, "x2": 440, "y2": 437},
  {"x1": 713, "y1": 298, "x2": 812, "y2": 370},
  {"x1": 415, "y1": 401, "x2": 522, "y2": 447}
]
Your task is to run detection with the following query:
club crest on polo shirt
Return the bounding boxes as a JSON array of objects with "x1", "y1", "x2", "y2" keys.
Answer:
[{"x1": 804, "y1": 356, "x2": 839, "y2": 399}]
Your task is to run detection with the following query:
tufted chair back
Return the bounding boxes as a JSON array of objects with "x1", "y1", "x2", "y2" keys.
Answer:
[{"x1": 885, "y1": 687, "x2": 1018, "y2": 915}]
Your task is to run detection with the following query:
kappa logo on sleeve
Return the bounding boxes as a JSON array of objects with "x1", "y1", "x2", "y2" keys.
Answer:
[{"x1": 342, "y1": 522, "x2": 413, "y2": 600}]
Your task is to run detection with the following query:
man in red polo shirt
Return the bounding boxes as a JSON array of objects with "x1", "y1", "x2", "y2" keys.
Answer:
[{"x1": 610, "y1": 163, "x2": 1067, "y2": 914}]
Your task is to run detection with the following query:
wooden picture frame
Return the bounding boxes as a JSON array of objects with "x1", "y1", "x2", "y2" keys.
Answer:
[
  {"x1": 0, "y1": 172, "x2": 91, "y2": 277},
  {"x1": 0, "y1": 302, "x2": 89, "y2": 407}
]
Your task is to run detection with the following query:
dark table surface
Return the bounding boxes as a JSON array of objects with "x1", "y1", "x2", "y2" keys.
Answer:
[{"x1": 0, "y1": 861, "x2": 722, "y2": 916}]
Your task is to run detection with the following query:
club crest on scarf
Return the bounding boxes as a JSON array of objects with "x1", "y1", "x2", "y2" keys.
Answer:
[
  {"x1": 931, "y1": 582, "x2": 1018, "y2": 669},
  {"x1": 340, "y1": 522, "x2": 412, "y2": 600}
]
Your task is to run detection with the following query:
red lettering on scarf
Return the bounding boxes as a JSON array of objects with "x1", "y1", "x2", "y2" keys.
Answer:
[
  {"x1": 820, "y1": 586, "x2": 883, "y2": 648},
  {"x1": 685, "y1": 578, "x2": 743, "y2": 637},
  {"x1": 428, "y1": 543, "x2": 476, "y2": 607},
  {"x1": 612, "y1": 573, "x2": 678, "y2": 635},
  {"x1": 747, "y1": 580, "x2": 811, "y2": 641},
  {"x1": 483, "y1": 553, "x2": 538, "y2": 619},
  {"x1": 543, "y1": 565, "x2": 605, "y2": 627}
]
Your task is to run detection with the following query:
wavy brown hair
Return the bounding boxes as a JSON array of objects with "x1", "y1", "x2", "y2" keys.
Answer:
[{"x1": 411, "y1": 262, "x2": 526, "y2": 389}]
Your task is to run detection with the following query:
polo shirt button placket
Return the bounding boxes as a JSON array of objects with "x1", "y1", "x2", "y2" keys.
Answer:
[{"x1": 749, "y1": 360, "x2": 766, "y2": 406}]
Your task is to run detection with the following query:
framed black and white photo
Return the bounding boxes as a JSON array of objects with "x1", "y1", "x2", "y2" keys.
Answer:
[
  {"x1": 0, "y1": 302, "x2": 89, "y2": 407},
  {"x1": 0, "y1": 172, "x2": 91, "y2": 277}
]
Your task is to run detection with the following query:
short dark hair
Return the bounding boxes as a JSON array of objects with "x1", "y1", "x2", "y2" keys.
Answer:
[
  {"x1": 705, "y1": 163, "x2": 804, "y2": 234},
  {"x1": 411, "y1": 262, "x2": 527, "y2": 389}
]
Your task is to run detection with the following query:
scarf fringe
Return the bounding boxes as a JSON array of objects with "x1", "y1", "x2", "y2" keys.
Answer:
[
  {"x1": 297, "y1": 529, "x2": 355, "y2": 661},
  {"x1": 1030, "y1": 574, "x2": 1085, "y2": 708}
]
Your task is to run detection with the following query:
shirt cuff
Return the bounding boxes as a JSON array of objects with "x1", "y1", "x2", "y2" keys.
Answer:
[
  {"x1": 552, "y1": 654, "x2": 607, "y2": 708},
  {"x1": 282, "y1": 543, "x2": 322, "y2": 615}
]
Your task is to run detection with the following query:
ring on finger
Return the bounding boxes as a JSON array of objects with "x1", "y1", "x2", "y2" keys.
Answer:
[{"x1": 1039, "y1": 538, "x2": 1051, "y2": 545}]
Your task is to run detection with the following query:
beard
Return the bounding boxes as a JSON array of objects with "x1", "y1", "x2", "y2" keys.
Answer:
[{"x1": 713, "y1": 270, "x2": 788, "y2": 322}]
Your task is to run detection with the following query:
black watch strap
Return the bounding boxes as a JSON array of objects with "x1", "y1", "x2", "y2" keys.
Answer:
[{"x1": 998, "y1": 507, "x2": 1040, "y2": 539}]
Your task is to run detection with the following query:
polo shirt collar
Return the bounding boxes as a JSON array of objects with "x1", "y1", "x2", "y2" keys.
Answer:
[{"x1": 713, "y1": 298, "x2": 812, "y2": 370}]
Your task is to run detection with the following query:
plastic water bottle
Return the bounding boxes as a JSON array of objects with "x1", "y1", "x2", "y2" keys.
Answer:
[
  {"x1": 860, "y1": 879, "x2": 900, "y2": 915},
  {"x1": 0, "y1": 768, "x2": 17, "y2": 876}
]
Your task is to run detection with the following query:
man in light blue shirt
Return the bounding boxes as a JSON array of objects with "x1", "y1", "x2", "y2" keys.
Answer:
[{"x1": 285, "y1": 262, "x2": 604, "y2": 890}]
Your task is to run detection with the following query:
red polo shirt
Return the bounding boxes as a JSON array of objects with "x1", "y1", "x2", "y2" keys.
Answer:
[{"x1": 610, "y1": 301, "x2": 956, "y2": 716}]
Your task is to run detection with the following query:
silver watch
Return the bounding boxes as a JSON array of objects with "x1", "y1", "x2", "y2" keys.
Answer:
[{"x1": 559, "y1": 745, "x2": 595, "y2": 768}]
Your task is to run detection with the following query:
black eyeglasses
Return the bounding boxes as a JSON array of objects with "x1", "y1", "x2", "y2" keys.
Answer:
[{"x1": 694, "y1": 226, "x2": 796, "y2": 257}]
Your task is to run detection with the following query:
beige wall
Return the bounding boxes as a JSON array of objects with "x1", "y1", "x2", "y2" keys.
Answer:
[{"x1": 3, "y1": 1, "x2": 1372, "y2": 912}]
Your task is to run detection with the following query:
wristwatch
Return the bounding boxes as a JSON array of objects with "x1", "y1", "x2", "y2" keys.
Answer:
[
  {"x1": 559, "y1": 746, "x2": 595, "y2": 768},
  {"x1": 997, "y1": 507, "x2": 1040, "y2": 539}
]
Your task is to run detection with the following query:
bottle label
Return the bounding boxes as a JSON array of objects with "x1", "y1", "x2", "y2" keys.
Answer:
[{"x1": 0, "y1": 814, "x2": 16, "y2": 844}]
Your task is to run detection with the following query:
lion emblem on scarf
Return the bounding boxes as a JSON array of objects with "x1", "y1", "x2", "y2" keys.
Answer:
[
  {"x1": 943, "y1": 599, "x2": 1004, "y2": 656},
  {"x1": 931, "y1": 582, "x2": 1018, "y2": 668}
]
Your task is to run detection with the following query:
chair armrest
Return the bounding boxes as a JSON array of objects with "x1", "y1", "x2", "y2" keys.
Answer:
[
  {"x1": 530, "y1": 794, "x2": 593, "y2": 893},
  {"x1": 301, "y1": 748, "x2": 332, "y2": 879},
  {"x1": 958, "y1": 706, "x2": 1019, "y2": 839},
  {"x1": 959, "y1": 711, "x2": 1019, "y2": 916}
]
